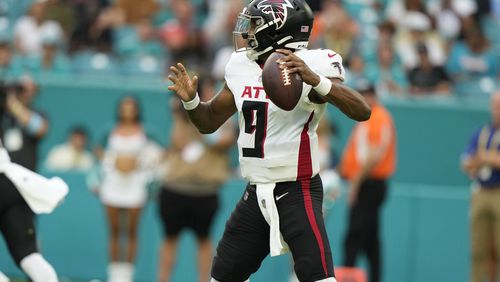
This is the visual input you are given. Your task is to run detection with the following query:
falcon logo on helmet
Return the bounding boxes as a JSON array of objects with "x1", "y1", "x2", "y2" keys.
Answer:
[{"x1": 257, "y1": 0, "x2": 294, "y2": 30}]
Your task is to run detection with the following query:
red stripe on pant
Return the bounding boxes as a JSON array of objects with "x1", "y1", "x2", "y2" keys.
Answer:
[
  {"x1": 300, "y1": 178, "x2": 328, "y2": 277},
  {"x1": 297, "y1": 111, "x2": 328, "y2": 277}
]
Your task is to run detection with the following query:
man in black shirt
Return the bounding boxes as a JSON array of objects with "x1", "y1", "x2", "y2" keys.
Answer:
[
  {"x1": 408, "y1": 44, "x2": 451, "y2": 95},
  {"x1": 1, "y1": 76, "x2": 48, "y2": 170}
]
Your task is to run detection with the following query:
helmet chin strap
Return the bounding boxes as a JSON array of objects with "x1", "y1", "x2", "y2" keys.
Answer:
[{"x1": 246, "y1": 36, "x2": 295, "y2": 61}]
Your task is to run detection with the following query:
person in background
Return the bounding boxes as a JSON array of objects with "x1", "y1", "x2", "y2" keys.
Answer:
[
  {"x1": 340, "y1": 79, "x2": 397, "y2": 282},
  {"x1": 377, "y1": 21, "x2": 396, "y2": 47},
  {"x1": 112, "y1": 0, "x2": 159, "y2": 25},
  {"x1": 13, "y1": 0, "x2": 63, "y2": 56},
  {"x1": 394, "y1": 11, "x2": 446, "y2": 70},
  {"x1": 431, "y1": 0, "x2": 477, "y2": 41},
  {"x1": 408, "y1": 43, "x2": 451, "y2": 96},
  {"x1": 462, "y1": 90, "x2": 500, "y2": 282},
  {"x1": 0, "y1": 76, "x2": 48, "y2": 171},
  {"x1": 69, "y1": 0, "x2": 111, "y2": 53},
  {"x1": 0, "y1": 79, "x2": 57, "y2": 282},
  {"x1": 446, "y1": 24, "x2": 498, "y2": 98},
  {"x1": 37, "y1": 35, "x2": 70, "y2": 74},
  {"x1": 45, "y1": 125, "x2": 93, "y2": 171},
  {"x1": 157, "y1": 80, "x2": 236, "y2": 282},
  {"x1": 94, "y1": 96, "x2": 162, "y2": 282},
  {"x1": 159, "y1": 0, "x2": 205, "y2": 68},
  {"x1": 311, "y1": 0, "x2": 359, "y2": 58},
  {"x1": 203, "y1": 0, "x2": 244, "y2": 56},
  {"x1": 0, "y1": 40, "x2": 12, "y2": 74},
  {"x1": 344, "y1": 53, "x2": 368, "y2": 90},
  {"x1": 366, "y1": 43, "x2": 407, "y2": 97}
]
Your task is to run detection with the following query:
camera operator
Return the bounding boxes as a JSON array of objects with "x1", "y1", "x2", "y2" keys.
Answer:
[
  {"x1": 0, "y1": 76, "x2": 57, "y2": 282},
  {"x1": 1, "y1": 76, "x2": 48, "y2": 170}
]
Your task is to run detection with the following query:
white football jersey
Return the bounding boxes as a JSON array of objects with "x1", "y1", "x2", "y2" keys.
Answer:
[{"x1": 225, "y1": 49, "x2": 345, "y2": 184}]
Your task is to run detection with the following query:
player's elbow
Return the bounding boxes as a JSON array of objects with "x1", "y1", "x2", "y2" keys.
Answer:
[
  {"x1": 198, "y1": 126, "x2": 216, "y2": 134},
  {"x1": 353, "y1": 106, "x2": 371, "y2": 121},
  {"x1": 360, "y1": 107, "x2": 372, "y2": 121}
]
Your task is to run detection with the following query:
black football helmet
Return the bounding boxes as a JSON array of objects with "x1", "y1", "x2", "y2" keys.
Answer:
[{"x1": 233, "y1": 0, "x2": 314, "y2": 60}]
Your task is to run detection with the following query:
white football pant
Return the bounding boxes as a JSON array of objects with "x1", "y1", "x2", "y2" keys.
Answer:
[
  {"x1": 20, "y1": 253, "x2": 58, "y2": 282},
  {"x1": 0, "y1": 271, "x2": 9, "y2": 282}
]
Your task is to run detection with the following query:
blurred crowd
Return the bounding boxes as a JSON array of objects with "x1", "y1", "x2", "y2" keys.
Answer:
[{"x1": 0, "y1": 0, "x2": 498, "y2": 100}]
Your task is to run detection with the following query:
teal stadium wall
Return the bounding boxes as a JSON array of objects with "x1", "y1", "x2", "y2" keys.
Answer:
[{"x1": 0, "y1": 75, "x2": 490, "y2": 282}]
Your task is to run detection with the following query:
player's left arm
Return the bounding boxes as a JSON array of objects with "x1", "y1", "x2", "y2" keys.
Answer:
[{"x1": 276, "y1": 49, "x2": 371, "y2": 121}]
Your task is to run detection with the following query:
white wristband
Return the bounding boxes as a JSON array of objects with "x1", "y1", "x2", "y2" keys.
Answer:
[
  {"x1": 313, "y1": 75, "x2": 332, "y2": 96},
  {"x1": 181, "y1": 94, "x2": 200, "y2": 110}
]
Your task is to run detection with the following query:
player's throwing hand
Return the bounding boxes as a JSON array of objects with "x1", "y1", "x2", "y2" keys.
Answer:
[
  {"x1": 167, "y1": 63, "x2": 199, "y2": 102},
  {"x1": 276, "y1": 49, "x2": 321, "y2": 87}
]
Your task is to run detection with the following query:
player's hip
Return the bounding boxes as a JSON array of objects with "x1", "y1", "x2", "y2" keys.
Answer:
[{"x1": 244, "y1": 174, "x2": 323, "y2": 210}]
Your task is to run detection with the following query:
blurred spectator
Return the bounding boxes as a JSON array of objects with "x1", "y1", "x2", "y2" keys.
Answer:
[
  {"x1": 159, "y1": 0, "x2": 205, "y2": 68},
  {"x1": 366, "y1": 43, "x2": 407, "y2": 97},
  {"x1": 476, "y1": 0, "x2": 498, "y2": 19},
  {"x1": 344, "y1": 54, "x2": 367, "y2": 89},
  {"x1": 158, "y1": 86, "x2": 235, "y2": 282},
  {"x1": 0, "y1": 75, "x2": 56, "y2": 282},
  {"x1": 461, "y1": 91, "x2": 500, "y2": 282},
  {"x1": 203, "y1": 0, "x2": 244, "y2": 53},
  {"x1": 114, "y1": 18, "x2": 162, "y2": 58},
  {"x1": 114, "y1": 18, "x2": 164, "y2": 77},
  {"x1": 377, "y1": 21, "x2": 396, "y2": 46},
  {"x1": 386, "y1": 0, "x2": 430, "y2": 25},
  {"x1": 90, "y1": 0, "x2": 160, "y2": 54},
  {"x1": 447, "y1": 25, "x2": 498, "y2": 98},
  {"x1": 394, "y1": 11, "x2": 446, "y2": 69},
  {"x1": 0, "y1": 76, "x2": 48, "y2": 171},
  {"x1": 44, "y1": 0, "x2": 76, "y2": 38},
  {"x1": 311, "y1": 0, "x2": 359, "y2": 58},
  {"x1": 207, "y1": 0, "x2": 244, "y2": 83},
  {"x1": 89, "y1": 4, "x2": 125, "y2": 53},
  {"x1": 113, "y1": 0, "x2": 159, "y2": 25},
  {"x1": 94, "y1": 96, "x2": 162, "y2": 282},
  {"x1": 430, "y1": 0, "x2": 478, "y2": 41},
  {"x1": 70, "y1": 0, "x2": 111, "y2": 53},
  {"x1": 408, "y1": 44, "x2": 451, "y2": 95},
  {"x1": 0, "y1": 41, "x2": 12, "y2": 74},
  {"x1": 45, "y1": 125, "x2": 93, "y2": 171},
  {"x1": 36, "y1": 36, "x2": 70, "y2": 74},
  {"x1": 340, "y1": 79, "x2": 397, "y2": 282},
  {"x1": 13, "y1": 0, "x2": 63, "y2": 56}
]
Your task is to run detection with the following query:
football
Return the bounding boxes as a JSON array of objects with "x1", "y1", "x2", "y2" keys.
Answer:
[{"x1": 262, "y1": 52, "x2": 303, "y2": 111}]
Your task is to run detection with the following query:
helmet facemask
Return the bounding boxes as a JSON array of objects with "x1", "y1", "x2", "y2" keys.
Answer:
[{"x1": 233, "y1": 8, "x2": 274, "y2": 61}]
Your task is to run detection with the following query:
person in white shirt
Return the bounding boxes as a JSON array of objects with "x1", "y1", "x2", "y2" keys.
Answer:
[
  {"x1": 45, "y1": 126, "x2": 93, "y2": 171},
  {"x1": 13, "y1": 0, "x2": 63, "y2": 56}
]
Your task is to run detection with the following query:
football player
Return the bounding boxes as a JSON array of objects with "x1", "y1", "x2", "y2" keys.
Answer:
[{"x1": 167, "y1": 0, "x2": 371, "y2": 281}]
